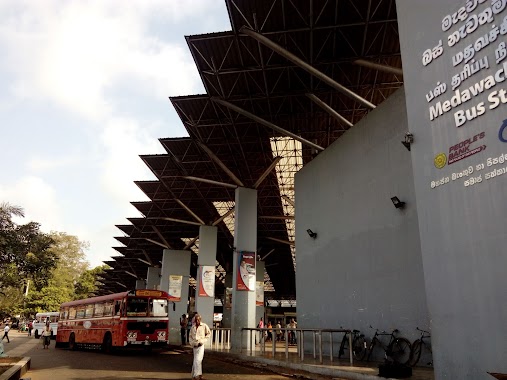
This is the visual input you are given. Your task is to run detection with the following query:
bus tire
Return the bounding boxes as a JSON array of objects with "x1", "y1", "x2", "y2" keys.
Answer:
[
  {"x1": 34, "y1": 331, "x2": 39, "y2": 339},
  {"x1": 69, "y1": 333, "x2": 77, "y2": 351},
  {"x1": 102, "y1": 332, "x2": 113, "y2": 354}
]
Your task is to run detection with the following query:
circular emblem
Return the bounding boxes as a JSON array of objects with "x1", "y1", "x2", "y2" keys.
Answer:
[
  {"x1": 434, "y1": 153, "x2": 447, "y2": 169},
  {"x1": 83, "y1": 321, "x2": 92, "y2": 329}
]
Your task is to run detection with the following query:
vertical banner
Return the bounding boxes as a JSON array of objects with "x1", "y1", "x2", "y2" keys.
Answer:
[
  {"x1": 225, "y1": 287, "x2": 232, "y2": 309},
  {"x1": 198, "y1": 266, "x2": 215, "y2": 297},
  {"x1": 168, "y1": 275, "x2": 182, "y2": 302},
  {"x1": 256, "y1": 281, "x2": 264, "y2": 306},
  {"x1": 236, "y1": 251, "x2": 256, "y2": 291}
]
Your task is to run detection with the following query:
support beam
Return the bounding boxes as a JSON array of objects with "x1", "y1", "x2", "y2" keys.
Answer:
[
  {"x1": 141, "y1": 250, "x2": 153, "y2": 266},
  {"x1": 175, "y1": 199, "x2": 205, "y2": 225},
  {"x1": 152, "y1": 226, "x2": 172, "y2": 249},
  {"x1": 353, "y1": 59, "x2": 403, "y2": 76},
  {"x1": 124, "y1": 270, "x2": 138, "y2": 279},
  {"x1": 144, "y1": 238, "x2": 169, "y2": 249},
  {"x1": 115, "y1": 281, "x2": 127, "y2": 288},
  {"x1": 148, "y1": 217, "x2": 202, "y2": 226},
  {"x1": 281, "y1": 195, "x2": 295, "y2": 208},
  {"x1": 267, "y1": 237, "x2": 295, "y2": 246},
  {"x1": 137, "y1": 258, "x2": 152, "y2": 266},
  {"x1": 259, "y1": 215, "x2": 295, "y2": 220},
  {"x1": 211, "y1": 97, "x2": 325, "y2": 151},
  {"x1": 197, "y1": 141, "x2": 245, "y2": 187},
  {"x1": 184, "y1": 236, "x2": 199, "y2": 250},
  {"x1": 261, "y1": 248, "x2": 275, "y2": 261},
  {"x1": 253, "y1": 157, "x2": 282, "y2": 189},
  {"x1": 212, "y1": 207, "x2": 235, "y2": 226},
  {"x1": 240, "y1": 26, "x2": 376, "y2": 110},
  {"x1": 306, "y1": 93, "x2": 354, "y2": 128},
  {"x1": 183, "y1": 175, "x2": 238, "y2": 189}
]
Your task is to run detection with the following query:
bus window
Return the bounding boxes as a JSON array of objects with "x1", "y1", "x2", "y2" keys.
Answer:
[
  {"x1": 94, "y1": 303, "x2": 104, "y2": 317},
  {"x1": 114, "y1": 300, "x2": 122, "y2": 316},
  {"x1": 76, "y1": 306, "x2": 85, "y2": 319},
  {"x1": 85, "y1": 304, "x2": 94, "y2": 318},
  {"x1": 50, "y1": 315, "x2": 59, "y2": 323},
  {"x1": 150, "y1": 299, "x2": 168, "y2": 317},
  {"x1": 126, "y1": 298, "x2": 148, "y2": 316},
  {"x1": 69, "y1": 307, "x2": 76, "y2": 320},
  {"x1": 104, "y1": 302, "x2": 113, "y2": 316}
]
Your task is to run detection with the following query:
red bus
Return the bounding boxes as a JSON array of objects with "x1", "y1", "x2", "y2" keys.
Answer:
[{"x1": 56, "y1": 289, "x2": 169, "y2": 351}]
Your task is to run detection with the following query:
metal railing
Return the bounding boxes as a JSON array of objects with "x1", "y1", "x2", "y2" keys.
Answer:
[
  {"x1": 207, "y1": 328, "x2": 231, "y2": 350},
  {"x1": 242, "y1": 327, "x2": 356, "y2": 366}
]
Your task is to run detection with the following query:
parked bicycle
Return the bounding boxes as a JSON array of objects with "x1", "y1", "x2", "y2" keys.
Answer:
[
  {"x1": 338, "y1": 328, "x2": 367, "y2": 361},
  {"x1": 365, "y1": 326, "x2": 411, "y2": 365},
  {"x1": 409, "y1": 327, "x2": 432, "y2": 367}
]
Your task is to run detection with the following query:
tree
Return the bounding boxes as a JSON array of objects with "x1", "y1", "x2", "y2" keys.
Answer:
[
  {"x1": 24, "y1": 232, "x2": 90, "y2": 313},
  {"x1": 0, "y1": 203, "x2": 58, "y2": 292},
  {"x1": 74, "y1": 265, "x2": 109, "y2": 300}
]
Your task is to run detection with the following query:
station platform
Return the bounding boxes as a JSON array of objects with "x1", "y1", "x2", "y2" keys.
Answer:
[{"x1": 173, "y1": 341, "x2": 435, "y2": 380}]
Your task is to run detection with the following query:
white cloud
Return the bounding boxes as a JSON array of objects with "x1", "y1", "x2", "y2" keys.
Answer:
[
  {"x1": 0, "y1": 0, "x2": 214, "y2": 121},
  {"x1": 26, "y1": 155, "x2": 82, "y2": 172},
  {"x1": 0, "y1": 176, "x2": 63, "y2": 231}
]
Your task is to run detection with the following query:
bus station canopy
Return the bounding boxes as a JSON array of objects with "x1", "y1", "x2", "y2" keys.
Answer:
[{"x1": 96, "y1": 0, "x2": 403, "y2": 301}]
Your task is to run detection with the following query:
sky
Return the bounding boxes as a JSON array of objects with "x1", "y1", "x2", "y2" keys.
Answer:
[{"x1": 0, "y1": 0, "x2": 231, "y2": 267}]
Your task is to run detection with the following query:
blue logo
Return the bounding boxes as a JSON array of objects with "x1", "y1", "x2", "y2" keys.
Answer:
[{"x1": 499, "y1": 119, "x2": 507, "y2": 142}]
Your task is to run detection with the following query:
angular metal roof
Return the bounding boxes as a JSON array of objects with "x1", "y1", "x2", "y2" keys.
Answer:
[{"x1": 97, "y1": 0, "x2": 403, "y2": 300}]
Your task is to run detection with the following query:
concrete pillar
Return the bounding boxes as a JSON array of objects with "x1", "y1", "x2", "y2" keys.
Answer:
[
  {"x1": 135, "y1": 280, "x2": 146, "y2": 290},
  {"x1": 195, "y1": 225, "x2": 218, "y2": 329},
  {"x1": 146, "y1": 267, "x2": 161, "y2": 290},
  {"x1": 222, "y1": 273, "x2": 232, "y2": 328},
  {"x1": 231, "y1": 187, "x2": 257, "y2": 351},
  {"x1": 160, "y1": 249, "x2": 191, "y2": 344},
  {"x1": 255, "y1": 260, "x2": 265, "y2": 325}
]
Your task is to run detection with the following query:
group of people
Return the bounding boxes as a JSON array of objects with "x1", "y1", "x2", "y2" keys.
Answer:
[
  {"x1": 1, "y1": 320, "x2": 52, "y2": 349},
  {"x1": 257, "y1": 317, "x2": 298, "y2": 345}
]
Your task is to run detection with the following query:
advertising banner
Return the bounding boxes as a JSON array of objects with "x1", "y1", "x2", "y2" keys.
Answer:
[
  {"x1": 236, "y1": 251, "x2": 256, "y2": 291},
  {"x1": 168, "y1": 275, "x2": 182, "y2": 302},
  {"x1": 198, "y1": 266, "x2": 215, "y2": 297},
  {"x1": 256, "y1": 281, "x2": 264, "y2": 306}
]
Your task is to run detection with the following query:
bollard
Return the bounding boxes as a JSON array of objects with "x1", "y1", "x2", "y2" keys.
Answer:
[
  {"x1": 349, "y1": 330, "x2": 353, "y2": 366},
  {"x1": 285, "y1": 328, "x2": 289, "y2": 359},
  {"x1": 319, "y1": 331, "x2": 323, "y2": 364},
  {"x1": 300, "y1": 330, "x2": 305, "y2": 360},
  {"x1": 313, "y1": 331, "x2": 316, "y2": 359},
  {"x1": 330, "y1": 332, "x2": 333, "y2": 362}
]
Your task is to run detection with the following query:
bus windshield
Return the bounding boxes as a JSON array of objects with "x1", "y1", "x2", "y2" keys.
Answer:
[{"x1": 126, "y1": 298, "x2": 168, "y2": 317}]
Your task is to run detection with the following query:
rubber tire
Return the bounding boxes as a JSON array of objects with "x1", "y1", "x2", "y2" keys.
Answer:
[
  {"x1": 353, "y1": 336, "x2": 367, "y2": 361},
  {"x1": 34, "y1": 331, "x2": 39, "y2": 339},
  {"x1": 409, "y1": 339, "x2": 422, "y2": 367},
  {"x1": 102, "y1": 333, "x2": 113, "y2": 354},
  {"x1": 389, "y1": 337, "x2": 411, "y2": 365},
  {"x1": 69, "y1": 333, "x2": 77, "y2": 351}
]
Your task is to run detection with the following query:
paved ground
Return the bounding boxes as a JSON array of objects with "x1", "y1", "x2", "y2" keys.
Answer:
[{"x1": 3, "y1": 331, "x2": 331, "y2": 380}]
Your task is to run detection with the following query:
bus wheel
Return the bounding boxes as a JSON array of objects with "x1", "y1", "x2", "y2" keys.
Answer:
[
  {"x1": 34, "y1": 331, "x2": 39, "y2": 339},
  {"x1": 102, "y1": 333, "x2": 113, "y2": 354},
  {"x1": 69, "y1": 333, "x2": 77, "y2": 350}
]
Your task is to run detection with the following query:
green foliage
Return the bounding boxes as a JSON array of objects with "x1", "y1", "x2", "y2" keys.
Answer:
[
  {"x1": 0, "y1": 203, "x2": 106, "y2": 316},
  {"x1": 74, "y1": 265, "x2": 108, "y2": 300},
  {"x1": 0, "y1": 203, "x2": 58, "y2": 292}
]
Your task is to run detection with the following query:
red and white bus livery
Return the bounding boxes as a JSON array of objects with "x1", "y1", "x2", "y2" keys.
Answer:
[{"x1": 56, "y1": 289, "x2": 169, "y2": 351}]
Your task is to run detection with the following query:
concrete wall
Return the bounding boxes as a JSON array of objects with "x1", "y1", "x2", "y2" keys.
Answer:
[
  {"x1": 295, "y1": 88, "x2": 429, "y2": 360},
  {"x1": 396, "y1": 1, "x2": 507, "y2": 378}
]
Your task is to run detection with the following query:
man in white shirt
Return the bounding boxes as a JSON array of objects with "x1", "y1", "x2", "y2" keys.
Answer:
[
  {"x1": 189, "y1": 313, "x2": 211, "y2": 380},
  {"x1": 2, "y1": 324, "x2": 10, "y2": 343}
]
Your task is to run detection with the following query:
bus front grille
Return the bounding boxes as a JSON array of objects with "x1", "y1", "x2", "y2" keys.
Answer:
[{"x1": 126, "y1": 322, "x2": 167, "y2": 334}]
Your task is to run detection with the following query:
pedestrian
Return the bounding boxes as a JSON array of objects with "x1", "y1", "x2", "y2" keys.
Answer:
[
  {"x1": 28, "y1": 321, "x2": 33, "y2": 336},
  {"x1": 41, "y1": 324, "x2": 52, "y2": 349},
  {"x1": 2, "y1": 323, "x2": 10, "y2": 343},
  {"x1": 189, "y1": 313, "x2": 211, "y2": 380},
  {"x1": 288, "y1": 318, "x2": 297, "y2": 345},
  {"x1": 276, "y1": 320, "x2": 282, "y2": 342},
  {"x1": 180, "y1": 314, "x2": 188, "y2": 346},
  {"x1": 266, "y1": 321, "x2": 273, "y2": 342},
  {"x1": 256, "y1": 317, "x2": 264, "y2": 344}
]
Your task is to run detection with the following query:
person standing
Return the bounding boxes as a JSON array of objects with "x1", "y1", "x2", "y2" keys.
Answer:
[
  {"x1": 180, "y1": 314, "x2": 188, "y2": 346},
  {"x1": 2, "y1": 324, "x2": 10, "y2": 343},
  {"x1": 41, "y1": 325, "x2": 52, "y2": 349},
  {"x1": 28, "y1": 321, "x2": 33, "y2": 337},
  {"x1": 189, "y1": 313, "x2": 211, "y2": 380},
  {"x1": 256, "y1": 317, "x2": 264, "y2": 344}
]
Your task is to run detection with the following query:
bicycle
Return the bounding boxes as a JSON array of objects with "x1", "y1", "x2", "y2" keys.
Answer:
[
  {"x1": 338, "y1": 328, "x2": 367, "y2": 361},
  {"x1": 365, "y1": 326, "x2": 411, "y2": 365},
  {"x1": 409, "y1": 327, "x2": 432, "y2": 367}
]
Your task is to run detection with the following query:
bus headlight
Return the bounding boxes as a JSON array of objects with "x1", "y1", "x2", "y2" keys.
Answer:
[
  {"x1": 127, "y1": 331, "x2": 137, "y2": 339},
  {"x1": 157, "y1": 331, "x2": 166, "y2": 339}
]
